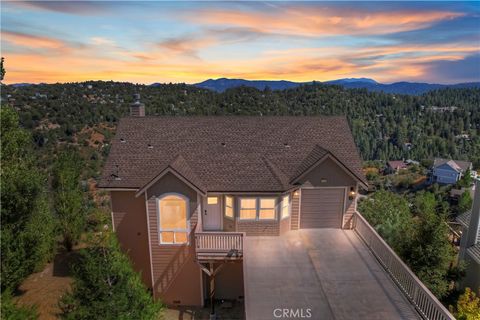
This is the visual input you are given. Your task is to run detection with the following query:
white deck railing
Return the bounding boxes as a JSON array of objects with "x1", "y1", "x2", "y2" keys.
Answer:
[
  {"x1": 195, "y1": 232, "x2": 244, "y2": 258},
  {"x1": 353, "y1": 211, "x2": 456, "y2": 320}
]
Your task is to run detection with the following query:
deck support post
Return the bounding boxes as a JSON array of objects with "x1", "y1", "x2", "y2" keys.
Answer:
[
  {"x1": 197, "y1": 261, "x2": 226, "y2": 320},
  {"x1": 209, "y1": 262, "x2": 215, "y2": 317}
]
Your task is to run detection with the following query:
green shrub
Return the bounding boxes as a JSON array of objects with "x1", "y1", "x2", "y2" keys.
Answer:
[
  {"x1": 60, "y1": 232, "x2": 162, "y2": 320},
  {"x1": 1, "y1": 290, "x2": 38, "y2": 320}
]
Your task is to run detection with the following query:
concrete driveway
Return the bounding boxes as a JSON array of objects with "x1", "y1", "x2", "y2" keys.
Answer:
[{"x1": 243, "y1": 229, "x2": 419, "y2": 320}]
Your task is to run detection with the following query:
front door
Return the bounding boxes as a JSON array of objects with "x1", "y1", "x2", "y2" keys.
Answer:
[{"x1": 204, "y1": 196, "x2": 222, "y2": 230}]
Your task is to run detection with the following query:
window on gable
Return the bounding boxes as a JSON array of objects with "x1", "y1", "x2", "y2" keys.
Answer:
[
  {"x1": 281, "y1": 195, "x2": 290, "y2": 219},
  {"x1": 259, "y1": 198, "x2": 276, "y2": 220},
  {"x1": 225, "y1": 196, "x2": 234, "y2": 218},
  {"x1": 158, "y1": 195, "x2": 189, "y2": 244},
  {"x1": 240, "y1": 198, "x2": 257, "y2": 220}
]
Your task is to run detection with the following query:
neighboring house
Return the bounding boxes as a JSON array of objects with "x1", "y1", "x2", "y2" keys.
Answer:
[
  {"x1": 385, "y1": 160, "x2": 408, "y2": 174},
  {"x1": 457, "y1": 179, "x2": 480, "y2": 294},
  {"x1": 99, "y1": 100, "x2": 454, "y2": 319},
  {"x1": 432, "y1": 158, "x2": 472, "y2": 184}
]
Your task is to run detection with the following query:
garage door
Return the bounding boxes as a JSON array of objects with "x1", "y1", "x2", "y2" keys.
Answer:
[{"x1": 300, "y1": 188, "x2": 345, "y2": 228}]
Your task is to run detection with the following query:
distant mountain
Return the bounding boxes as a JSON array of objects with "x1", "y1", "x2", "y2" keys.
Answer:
[
  {"x1": 10, "y1": 83, "x2": 35, "y2": 87},
  {"x1": 193, "y1": 78, "x2": 309, "y2": 92},
  {"x1": 332, "y1": 81, "x2": 480, "y2": 95},
  {"x1": 193, "y1": 78, "x2": 480, "y2": 95},
  {"x1": 325, "y1": 78, "x2": 378, "y2": 85}
]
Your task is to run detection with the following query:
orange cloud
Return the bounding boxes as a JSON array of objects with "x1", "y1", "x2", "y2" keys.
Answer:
[
  {"x1": 157, "y1": 35, "x2": 217, "y2": 58},
  {"x1": 187, "y1": 7, "x2": 463, "y2": 37},
  {"x1": 2, "y1": 30, "x2": 66, "y2": 50},
  {"x1": 2, "y1": 35, "x2": 476, "y2": 85}
]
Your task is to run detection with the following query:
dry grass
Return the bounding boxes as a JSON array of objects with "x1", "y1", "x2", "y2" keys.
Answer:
[{"x1": 13, "y1": 249, "x2": 80, "y2": 319}]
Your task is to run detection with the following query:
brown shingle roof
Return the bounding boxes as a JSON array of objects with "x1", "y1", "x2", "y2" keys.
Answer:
[{"x1": 99, "y1": 116, "x2": 366, "y2": 192}]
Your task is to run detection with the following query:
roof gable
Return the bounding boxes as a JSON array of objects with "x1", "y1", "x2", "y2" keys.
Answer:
[
  {"x1": 136, "y1": 154, "x2": 206, "y2": 196},
  {"x1": 434, "y1": 158, "x2": 471, "y2": 172}
]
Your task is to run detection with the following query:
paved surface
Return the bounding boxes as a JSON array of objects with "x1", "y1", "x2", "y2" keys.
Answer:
[{"x1": 244, "y1": 229, "x2": 420, "y2": 320}]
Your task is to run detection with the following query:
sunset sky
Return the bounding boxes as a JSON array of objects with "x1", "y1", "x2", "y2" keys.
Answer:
[{"x1": 1, "y1": 1, "x2": 479, "y2": 84}]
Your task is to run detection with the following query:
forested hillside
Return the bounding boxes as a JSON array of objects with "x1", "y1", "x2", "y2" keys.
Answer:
[{"x1": 2, "y1": 81, "x2": 479, "y2": 171}]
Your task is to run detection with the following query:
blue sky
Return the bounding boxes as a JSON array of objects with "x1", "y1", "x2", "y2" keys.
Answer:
[{"x1": 1, "y1": 1, "x2": 479, "y2": 84}]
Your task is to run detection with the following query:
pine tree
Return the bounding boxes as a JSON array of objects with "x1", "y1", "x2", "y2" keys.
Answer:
[
  {"x1": 60, "y1": 231, "x2": 163, "y2": 320},
  {"x1": 53, "y1": 150, "x2": 86, "y2": 251}
]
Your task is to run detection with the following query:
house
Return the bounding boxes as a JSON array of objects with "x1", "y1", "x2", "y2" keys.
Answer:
[
  {"x1": 99, "y1": 99, "x2": 454, "y2": 319},
  {"x1": 432, "y1": 158, "x2": 472, "y2": 184},
  {"x1": 385, "y1": 160, "x2": 408, "y2": 174},
  {"x1": 457, "y1": 179, "x2": 480, "y2": 294}
]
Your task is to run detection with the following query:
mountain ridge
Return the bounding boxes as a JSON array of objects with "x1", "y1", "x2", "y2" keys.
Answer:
[{"x1": 193, "y1": 78, "x2": 480, "y2": 95}]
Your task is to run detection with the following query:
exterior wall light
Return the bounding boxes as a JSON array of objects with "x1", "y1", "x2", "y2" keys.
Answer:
[{"x1": 348, "y1": 187, "x2": 356, "y2": 200}]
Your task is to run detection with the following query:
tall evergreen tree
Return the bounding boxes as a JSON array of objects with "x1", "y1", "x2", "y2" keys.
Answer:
[
  {"x1": 404, "y1": 192, "x2": 455, "y2": 298},
  {"x1": 0, "y1": 106, "x2": 57, "y2": 291},
  {"x1": 53, "y1": 149, "x2": 86, "y2": 251}
]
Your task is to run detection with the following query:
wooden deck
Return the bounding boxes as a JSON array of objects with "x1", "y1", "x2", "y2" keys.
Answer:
[{"x1": 195, "y1": 232, "x2": 244, "y2": 262}]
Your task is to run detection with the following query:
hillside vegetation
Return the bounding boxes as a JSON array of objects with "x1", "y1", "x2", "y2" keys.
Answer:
[{"x1": 2, "y1": 82, "x2": 479, "y2": 174}]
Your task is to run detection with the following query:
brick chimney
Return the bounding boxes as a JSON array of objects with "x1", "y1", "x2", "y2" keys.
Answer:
[{"x1": 130, "y1": 93, "x2": 145, "y2": 117}]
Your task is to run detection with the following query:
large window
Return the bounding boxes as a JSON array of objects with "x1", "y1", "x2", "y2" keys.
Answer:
[
  {"x1": 240, "y1": 198, "x2": 257, "y2": 220},
  {"x1": 225, "y1": 196, "x2": 234, "y2": 218},
  {"x1": 158, "y1": 194, "x2": 189, "y2": 244},
  {"x1": 239, "y1": 197, "x2": 277, "y2": 220},
  {"x1": 281, "y1": 195, "x2": 290, "y2": 219}
]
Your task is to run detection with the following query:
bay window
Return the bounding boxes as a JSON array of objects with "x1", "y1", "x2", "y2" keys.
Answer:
[
  {"x1": 158, "y1": 194, "x2": 189, "y2": 244},
  {"x1": 239, "y1": 197, "x2": 277, "y2": 220}
]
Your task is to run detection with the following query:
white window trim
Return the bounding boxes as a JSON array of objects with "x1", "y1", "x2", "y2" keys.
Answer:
[
  {"x1": 156, "y1": 193, "x2": 190, "y2": 245},
  {"x1": 281, "y1": 195, "x2": 290, "y2": 220},
  {"x1": 239, "y1": 197, "x2": 258, "y2": 221},
  {"x1": 224, "y1": 195, "x2": 234, "y2": 219},
  {"x1": 258, "y1": 197, "x2": 277, "y2": 221},
  {"x1": 238, "y1": 197, "x2": 277, "y2": 221}
]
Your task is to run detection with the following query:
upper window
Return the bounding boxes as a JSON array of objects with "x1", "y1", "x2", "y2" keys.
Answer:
[
  {"x1": 207, "y1": 197, "x2": 218, "y2": 204},
  {"x1": 259, "y1": 198, "x2": 276, "y2": 220},
  {"x1": 281, "y1": 195, "x2": 290, "y2": 219},
  {"x1": 239, "y1": 197, "x2": 277, "y2": 220},
  {"x1": 240, "y1": 198, "x2": 257, "y2": 220},
  {"x1": 158, "y1": 195, "x2": 189, "y2": 244},
  {"x1": 225, "y1": 196, "x2": 234, "y2": 218}
]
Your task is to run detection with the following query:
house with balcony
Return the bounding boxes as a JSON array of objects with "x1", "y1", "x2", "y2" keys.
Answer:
[{"x1": 99, "y1": 98, "x2": 454, "y2": 319}]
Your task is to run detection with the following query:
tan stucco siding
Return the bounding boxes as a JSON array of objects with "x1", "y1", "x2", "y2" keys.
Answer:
[
  {"x1": 110, "y1": 191, "x2": 152, "y2": 287},
  {"x1": 146, "y1": 172, "x2": 202, "y2": 306}
]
